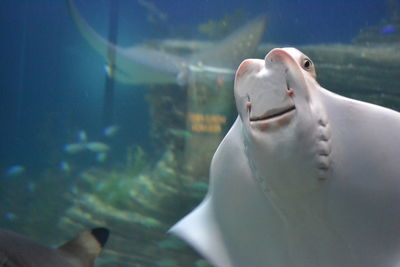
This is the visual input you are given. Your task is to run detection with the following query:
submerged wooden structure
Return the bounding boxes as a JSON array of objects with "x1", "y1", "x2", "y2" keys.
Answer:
[
  {"x1": 147, "y1": 41, "x2": 400, "y2": 182},
  {"x1": 293, "y1": 44, "x2": 400, "y2": 109}
]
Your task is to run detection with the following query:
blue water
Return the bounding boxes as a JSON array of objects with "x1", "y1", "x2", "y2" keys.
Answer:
[
  {"x1": 0, "y1": 0, "x2": 387, "y2": 169},
  {"x1": 0, "y1": 0, "x2": 396, "y2": 265}
]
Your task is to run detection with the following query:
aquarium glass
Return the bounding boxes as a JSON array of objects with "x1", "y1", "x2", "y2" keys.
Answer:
[{"x1": 0, "y1": 0, "x2": 398, "y2": 266}]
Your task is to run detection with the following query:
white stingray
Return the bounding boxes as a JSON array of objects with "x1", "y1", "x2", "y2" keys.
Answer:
[{"x1": 170, "y1": 48, "x2": 400, "y2": 267}]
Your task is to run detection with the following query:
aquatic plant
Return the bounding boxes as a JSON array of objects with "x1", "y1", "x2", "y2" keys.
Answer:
[{"x1": 126, "y1": 145, "x2": 147, "y2": 176}]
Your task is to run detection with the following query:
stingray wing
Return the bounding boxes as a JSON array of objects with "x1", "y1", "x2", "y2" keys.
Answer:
[
  {"x1": 65, "y1": 0, "x2": 183, "y2": 85},
  {"x1": 169, "y1": 196, "x2": 232, "y2": 267},
  {"x1": 169, "y1": 120, "x2": 242, "y2": 267},
  {"x1": 316, "y1": 88, "x2": 400, "y2": 267},
  {"x1": 170, "y1": 118, "x2": 290, "y2": 267},
  {"x1": 191, "y1": 16, "x2": 266, "y2": 69}
]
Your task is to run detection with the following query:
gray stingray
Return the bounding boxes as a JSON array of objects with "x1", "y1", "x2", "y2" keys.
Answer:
[
  {"x1": 65, "y1": 0, "x2": 265, "y2": 86},
  {"x1": 0, "y1": 227, "x2": 109, "y2": 267},
  {"x1": 170, "y1": 48, "x2": 400, "y2": 267}
]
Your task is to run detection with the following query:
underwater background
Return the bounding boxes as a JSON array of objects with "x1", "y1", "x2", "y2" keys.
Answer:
[{"x1": 0, "y1": 0, "x2": 398, "y2": 266}]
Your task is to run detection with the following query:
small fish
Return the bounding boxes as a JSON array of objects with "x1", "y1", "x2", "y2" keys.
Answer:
[
  {"x1": 168, "y1": 128, "x2": 192, "y2": 139},
  {"x1": 64, "y1": 143, "x2": 86, "y2": 154},
  {"x1": 5, "y1": 165, "x2": 25, "y2": 177},
  {"x1": 77, "y1": 130, "x2": 88, "y2": 142},
  {"x1": 0, "y1": 227, "x2": 109, "y2": 267},
  {"x1": 60, "y1": 161, "x2": 71, "y2": 172},
  {"x1": 4, "y1": 212, "x2": 16, "y2": 221},
  {"x1": 103, "y1": 63, "x2": 113, "y2": 77},
  {"x1": 103, "y1": 125, "x2": 119, "y2": 137},
  {"x1": 380, "y1": 25, "x2": 397, "y2": 35},
  {"x1": 96, "y1": 152, "x2": 107, "y2": 162},
  {"x1": 85, "y1": 142, "x2": 110, "y2": 153}
]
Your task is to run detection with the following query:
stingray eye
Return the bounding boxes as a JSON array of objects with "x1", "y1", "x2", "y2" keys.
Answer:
[{"x1": 303, "y1": 59, "x2": 313, "y2": 70}]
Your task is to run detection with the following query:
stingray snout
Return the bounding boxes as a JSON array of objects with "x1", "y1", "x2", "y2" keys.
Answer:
[
  {"x1": 235, "y1": 59, "x2": 263, "y2": 80},
  {"x1": 265, "y1": 48, "x2": 299, "y2": 71}
]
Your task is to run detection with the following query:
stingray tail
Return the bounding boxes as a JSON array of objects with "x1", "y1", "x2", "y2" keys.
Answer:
[{"x1": 58, "y1": 227, "x2": 110, "y2": 266}]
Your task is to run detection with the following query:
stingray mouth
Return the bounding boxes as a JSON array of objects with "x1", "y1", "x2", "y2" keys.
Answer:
[
  {"x1": 248, "y1": 104, "x2": 296, "y2": 131},
  {"x1": 249, "y1": 105, "x2": 296, "y2": 121}
]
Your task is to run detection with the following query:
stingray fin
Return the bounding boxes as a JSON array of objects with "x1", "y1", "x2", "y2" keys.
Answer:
[
  {"x1": 191, "y1": 16, "x2": 266, "y2": 69},
  {"x1": 169, "y1": 197, "x2": 233, "y2": 267},
  {"x1": 65, "y1": 0, "x2": 181, "y2": 85},
  {"x1": 58, "y1": 228, "x2": 109, "y2": 266}
]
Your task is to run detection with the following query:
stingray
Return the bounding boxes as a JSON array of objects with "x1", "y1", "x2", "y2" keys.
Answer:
[
  {"x1": 65, "y1": 0, "x2": 265, "y2": 85},
  {"x1": 0, "y1": 227, "x2": 109, "y2": 267},
  {"x1": 170, "y1": 48, "x2": 400, "y2": 267}
]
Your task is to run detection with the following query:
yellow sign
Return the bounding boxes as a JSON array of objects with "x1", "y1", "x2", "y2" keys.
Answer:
[{"x1": 188, "y1": 113, "x2": 227, "y2": 133}]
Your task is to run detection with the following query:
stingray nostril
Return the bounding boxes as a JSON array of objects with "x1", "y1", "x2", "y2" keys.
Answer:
[
  {"x1": 286, "y1": 81, "x2": 294, "y2": 96},
  {"x1": 246, "y1": 94, "x2": 252, "y2": 112},
  {"x1": 246, "y1": 102, "x2": 252, "y2": 112}
]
